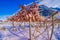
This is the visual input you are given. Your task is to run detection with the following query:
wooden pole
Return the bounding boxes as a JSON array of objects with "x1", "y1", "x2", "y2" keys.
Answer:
[
  {"x1": 40, "y1": 21, "x2": 42, "y2": 27},
  {"x1": 58, "y1": 22, "x2": 60, "y2": 29},
  {"x1": 12, "y1": 21, "x2": 14, "y2": 27},
  {"x1": 49, "y1": 16, "x2": 54, "y2": 40},
  {"x1": 45, "y1": 20, "x2": 49, "y2": 40},
  {"x1": 29, "y1": 17, "x2": 32, "y2": 40},
  {"x1": 11, "y1": 21, "x2": 17, "y2": 31}
]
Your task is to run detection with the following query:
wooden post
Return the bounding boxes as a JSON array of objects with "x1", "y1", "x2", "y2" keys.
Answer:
[
  {"x1": 49, "y1": 16, "x2": 54, "y2": 40},
  {"x1": 12, "y1": 21, "x2": 14, "y2": 27},
  {"x1": 39, "y1": 20, "x2": 42, "y2": 28},
  {"x1": 11, "y1": 21, "x2": 17, "y2": 31},
  {"x1": 29, "y1": 17, "x2": 32, "y2": 40},
  {"x1": 58, "y1": 22, "x2": 60, "y2": 29},
  {"x1": 45, "y1": 20, "x2": 49, "y2": 40}
]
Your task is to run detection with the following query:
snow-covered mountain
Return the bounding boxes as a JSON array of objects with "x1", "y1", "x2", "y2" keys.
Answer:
[
  {"x1": 38, "y1": 5, "x2": 60, "y2": 18},
  {"x1": 50, "y1": 7, "x2": 60, "y2": 12}
]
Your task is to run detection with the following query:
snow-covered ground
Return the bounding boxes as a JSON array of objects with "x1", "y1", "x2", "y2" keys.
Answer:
[{"x1": 0, "y1": 22, "x2": 60, "y2": 40}]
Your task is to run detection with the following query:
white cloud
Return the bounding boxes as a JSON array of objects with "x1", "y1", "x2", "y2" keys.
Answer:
[{"x1": 38, "y1": 0, "x2": 60, "y2": 8}]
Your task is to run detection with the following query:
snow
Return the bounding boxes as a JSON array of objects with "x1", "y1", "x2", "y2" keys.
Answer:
[{"x1": 0, "y1": 22, "x2": 60, "y2": 40}]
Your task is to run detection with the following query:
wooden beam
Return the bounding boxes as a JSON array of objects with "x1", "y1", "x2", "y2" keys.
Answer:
[{"x1": 44, "y1": 11, "x2": 58, "y2": 22}]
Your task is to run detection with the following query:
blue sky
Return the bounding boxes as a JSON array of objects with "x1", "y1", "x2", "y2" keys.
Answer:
[
  {"x1": 0, "y1": 0, "x2": 35, "y2": 20},
  {"x1": 0, "y1": 0, "x2": 35, "y2": 16},
  {"x1": 0, "y1": 0, "x2": 60, "y2": 20}
]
